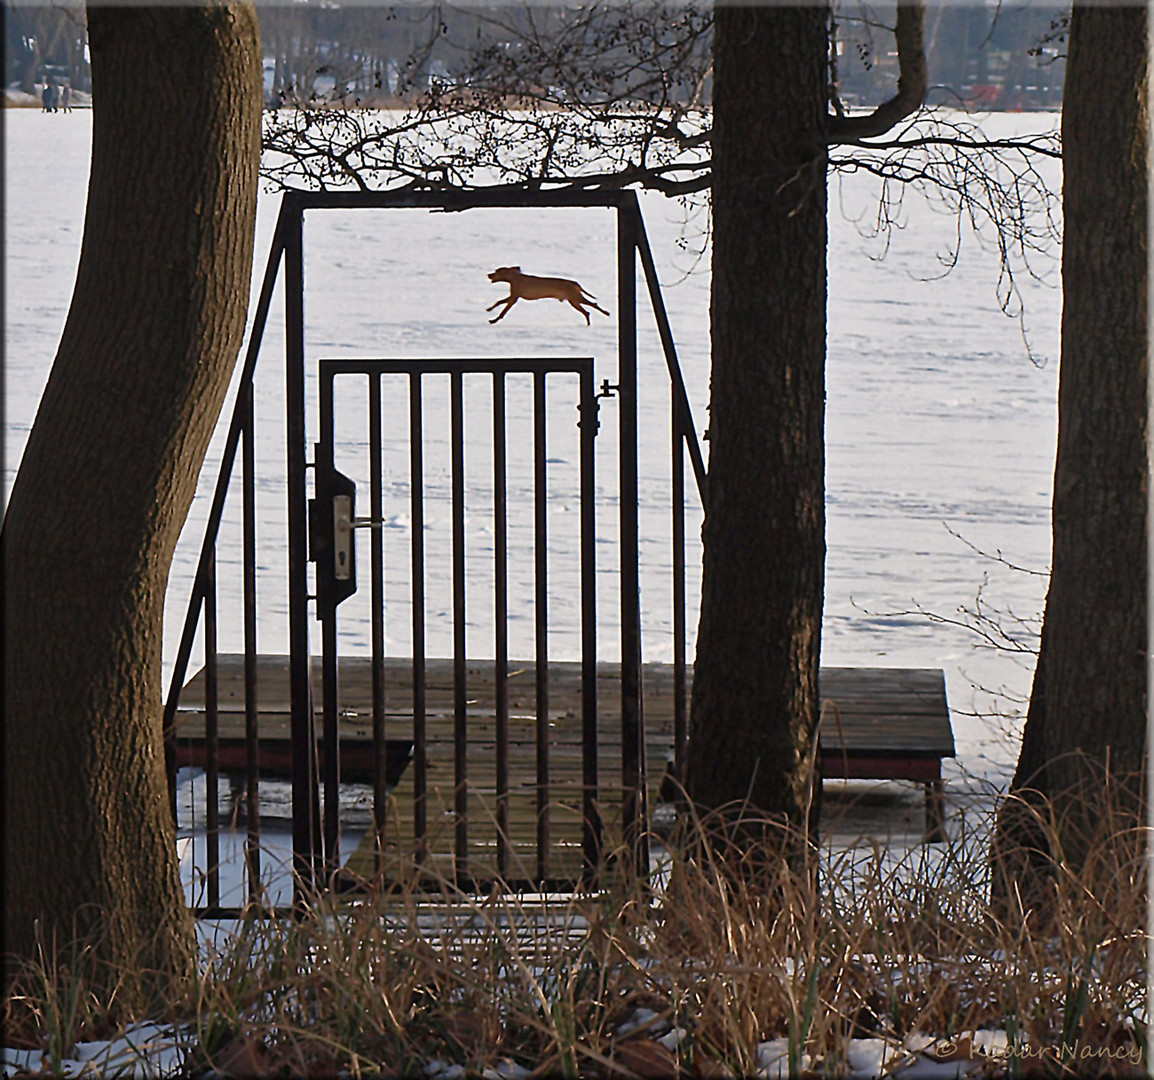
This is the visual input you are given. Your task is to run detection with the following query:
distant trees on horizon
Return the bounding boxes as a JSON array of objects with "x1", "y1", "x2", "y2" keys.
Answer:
[{"x1": 4, "y1": 0, "x2": 1067, "y2": 112}]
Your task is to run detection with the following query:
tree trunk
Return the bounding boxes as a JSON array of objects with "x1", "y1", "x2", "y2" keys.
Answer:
[
  {"x1": 686, "y1": 5, "x2": 828, "y2": 829},
  {"x1": 20, "y1": 40, "x2": 41, "y2": 97},
  {"x1": 3, "y1": 4, "x2": 261, "y2": 1005},
  {"x1": 993, "y1": 2, "x2": 1148, "y2": 889}
]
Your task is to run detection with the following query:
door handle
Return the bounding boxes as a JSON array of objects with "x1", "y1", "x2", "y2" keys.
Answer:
[{"x1": 332, "y1": 495, "x2": 381, "y2": 581}]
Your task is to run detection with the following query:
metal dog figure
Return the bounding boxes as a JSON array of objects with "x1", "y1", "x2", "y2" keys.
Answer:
[{"x1": 487, "y1": 266, "x2": 610, "y2": 325}]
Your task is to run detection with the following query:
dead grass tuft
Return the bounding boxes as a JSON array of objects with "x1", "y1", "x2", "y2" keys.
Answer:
[{"x1": 3, "y1": 784, "x2": 1147, "y2": 1077}]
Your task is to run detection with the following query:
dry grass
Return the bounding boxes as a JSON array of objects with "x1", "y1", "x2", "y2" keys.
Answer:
[{"x1": 3, "y1": 787, "x2": 1147, "y2": 1078}]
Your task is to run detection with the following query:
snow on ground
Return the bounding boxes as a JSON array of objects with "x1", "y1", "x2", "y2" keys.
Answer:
[
  {"x1": 0, "y1": 1026, "x2": 1059, "y2": 1079},
  {"x1": 1, "y1": 1024, "x2": 195, "y2": 1078}
]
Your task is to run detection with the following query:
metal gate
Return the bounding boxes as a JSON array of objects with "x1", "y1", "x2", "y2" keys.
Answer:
[
  {"x1": 164, "y1": 189, "x2": 706, "y2": 915},
  {"x1": 308, "y1": 358, "x2": 606, "y2": 892}
]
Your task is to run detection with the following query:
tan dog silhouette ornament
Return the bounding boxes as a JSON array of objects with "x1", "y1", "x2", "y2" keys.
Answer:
[{"x1": 487, "y1": 266, "x2": 610, "y2": 325}]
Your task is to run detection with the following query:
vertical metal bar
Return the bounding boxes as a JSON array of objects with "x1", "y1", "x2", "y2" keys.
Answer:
[
  {"x1": 618, "y1": 202, "x2": 648, "y2": 878},
  {"x1": 242, "y1": 384, "x2": 261, "y2": 904},
  {"x1": 672, "y1": 389, "x2": 688, "y2": 779},
  {"x1": 493, "y1": 372, "x2": 510, "y2": 878},
  {"x1": 320, "y1": 613, "x2": 340, "y2": 880},
  {"x1": 579, "y1": 365, "x2": 601, "y2": 877},
  {"x1": 163, "y1": 210, "x2": 289, "y2": 827},
  {"x1": 318, "y1": 358, "x2": 340, "y2": 883},
  {"x1": 410, "y1": 375, "x2": 428, "y2": 858},
  {"x1": 284, "y1": 197, "x2": 317, "y2": 905},
  {"x1": 533, "y1": 371, "x2": 550, "y2": 881},
  {"x1": 204, "y1": 557, "x2": 220, "y2": 911},
  {"x1": 369, "y1": 372, "x2": 387, "y2": 874},
  {"x1": 165, "y1": 579, "x2": 203, "y2": 827},
  {"x1": 309, "y1": 727, "x2": 323, "y2": 891},
  {"x1": 634, "y1": 207, "x2": 708, "y2": 500},
  {"x1": 451, "y1": 371, "x2": 468, "y2": 879}
]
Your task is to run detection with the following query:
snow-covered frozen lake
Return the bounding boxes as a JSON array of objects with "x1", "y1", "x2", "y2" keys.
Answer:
[{"x1": 5, "y1": 109, "x2": 1061, "y2": 821}]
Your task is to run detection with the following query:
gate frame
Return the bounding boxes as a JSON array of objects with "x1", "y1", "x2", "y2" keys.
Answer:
[
  {"x1": 164, "y1": 188, "x2": 707, "y2": 914},
  {"x1": 313, "y1": 356, "x2": 600, "y2": 890}
]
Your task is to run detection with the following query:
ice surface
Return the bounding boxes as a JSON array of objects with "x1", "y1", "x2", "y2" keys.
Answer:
[
  {"x1": 6, "y1": 111, "x2": 1062, "y2": 914},
  {"x1": 5, "y1": 109, "x2": 1059, "y2": 768}
]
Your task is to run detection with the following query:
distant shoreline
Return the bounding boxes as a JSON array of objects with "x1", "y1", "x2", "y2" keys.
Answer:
[
  {"x1": 5, "y1": 88, "x2": 92, "y2": 109},
  {"x1": 4, "y1": 86, "x2": 1059, "y2": 116}
]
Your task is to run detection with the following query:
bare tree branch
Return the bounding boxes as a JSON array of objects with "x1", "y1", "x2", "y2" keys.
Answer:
[
  {"x1": 828, "y1": 0, "x2": 927, "y2": 144},
  {"x1": 259, "y1": 0, "x2": 1060, "y2": 329}
]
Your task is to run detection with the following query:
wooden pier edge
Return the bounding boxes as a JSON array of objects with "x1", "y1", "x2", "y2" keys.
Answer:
[{"x1": 174, "y1": 657, "x2": 956, "y2": 882}]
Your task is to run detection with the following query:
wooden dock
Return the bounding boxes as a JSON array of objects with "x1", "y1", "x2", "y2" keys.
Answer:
[{"x1": 174, "y1": 657, "x2": 954, "y2": 882}]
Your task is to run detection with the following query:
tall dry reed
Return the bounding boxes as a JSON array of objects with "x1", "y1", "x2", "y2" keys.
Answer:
[{"x1": 3, "y1": 784, "x2": 1146, "y2": 1077}]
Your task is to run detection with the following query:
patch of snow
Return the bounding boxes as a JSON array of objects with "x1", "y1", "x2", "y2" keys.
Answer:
[
  {"x1": 656, "y1": 1026, "x2": 688, "y2": 1050},
  {"x1": 1, "y1": 1024, "x2": 194, "y2": 1079},
  {"x1": 481, "y1": 1060, "x2": 533, "y2": 1080},
  {"x1": 846, "y1": 1037, "x2": 902, "y2": 1076},
  {"x1": 0, "y1": 1048, "x2": 41, "y2": 1078},
  {"x1": 970, "y1": 1029, "x2": 1010, "y2": 1057},
  {"x1": 896, "y1": 1053, "x2": 985, "y2": 1078},
  {"x1": 425, "y1": 1061, "x2": 467, "y2": 1079},
  {"x1": 4, "y1": 89, "x2": 42, "y2": 107},
  {"x1": 757, "y1": 1037, "x2": 812, "y2": 1078},
  {"x1": 615, "y1": 1005, "x2": 664, "y2": 1037}
]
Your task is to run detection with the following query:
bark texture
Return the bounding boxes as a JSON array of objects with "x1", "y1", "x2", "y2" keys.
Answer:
[
  {"x1": 686, "y1": 5, "x2": 828, "y2": 826},
  {"x1": 993, "y1": 3, "x2": 1148, "y2": 885},
  {"x1": 3, "y1": 4, "x2": 261, "y2": 1001}
]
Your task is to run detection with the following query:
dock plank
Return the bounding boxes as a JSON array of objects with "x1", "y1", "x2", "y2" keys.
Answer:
[
  {"x1": 173, "y1": 656, "x2": 954, "y2": 876},
  {"x1": 175, "y1": 658, "x2": 952, "y2": 755}
]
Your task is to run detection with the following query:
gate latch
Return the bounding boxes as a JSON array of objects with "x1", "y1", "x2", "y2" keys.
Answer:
[
  {"x1": 308, "y1": 464, "x2": 358, "y2": 617},
  {"x1": 333, "y1": 496, "x2": 380, "y2": 582},
  {"x1": 580, "y1": 379, "x2": 619, "y2": 436}
]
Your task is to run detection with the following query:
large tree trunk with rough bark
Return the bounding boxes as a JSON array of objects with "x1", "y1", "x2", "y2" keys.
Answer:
[
  {"x1": 992, "y1": 2, "x2": 1148, "y2": 894},
  {"x1": 686, "y1": 5, "x2": 829, "y2": 828},
  {"x1": 2, "y1": 4, "x2": 261, "y2": 1004}
]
